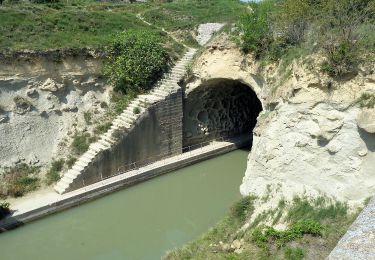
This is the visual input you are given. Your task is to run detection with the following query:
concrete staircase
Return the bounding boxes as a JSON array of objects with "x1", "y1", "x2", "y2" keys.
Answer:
[{"x1": 54, "y1": 48, "x2": 196, "y2": 194}]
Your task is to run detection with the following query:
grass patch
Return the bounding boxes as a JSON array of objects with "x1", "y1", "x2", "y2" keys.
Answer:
[
  {"x1": 71, "y1": 132, "x2": 95, "y2": 155},
  {"x1": 94, "y1": 122, "x2": 112, "y2": 135},
  {"x1": 165, "y1": 195, "x2": 359, "y2": 260},
  {"x1": 45, "y1": 159, "x2": 65, "y2": 185},
  {"x1": 0, "y1": 2, "x2": 155, "y2": 50},
  {"x1": 83, "y1": 111, "x2": 92, "y2": 125},
  {"x1": 66, "y1": 156, "x2": 77, "y2": 168},
  {"x1": 0, "y1": 164, "x2": 40, "y2": 198}
]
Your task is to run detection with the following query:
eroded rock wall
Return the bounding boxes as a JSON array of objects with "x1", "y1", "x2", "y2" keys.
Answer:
[
  {"x1": 0, "y1": 53, "x2": 110, "y2": 170},
  {"x1": 190, "y1": 33, "x2": 375, "y2": 209}
]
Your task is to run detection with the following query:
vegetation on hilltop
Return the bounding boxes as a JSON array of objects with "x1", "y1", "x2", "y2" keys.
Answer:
[
  {"x1": 104, "y1": 30, "x2": 169, "y2": 94},
  {"x1": 237, "y1": 0, "x2": 375, "y2": 77},
  {"x1": 165, "y1": 196, "x2": 361, "y2": 260},
  {"x1": 0, "y1": 0, "x2": 246, "y2": 51}
]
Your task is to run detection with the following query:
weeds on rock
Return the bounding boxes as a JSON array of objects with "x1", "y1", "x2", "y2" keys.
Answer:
[
  {"x1": 0, "y1": 201, "x2": 10, "y2": 220},
  {"x1": 45, "y1": 159, "x2": 65, "y2": 185},
  {"x1": 0, "y1": 164, "x2": 40, "y2": 198},
  {"x1": 165, "y1": 195, "x2": 359, "y2": 260},
  {"x1": 358, "y1": 93, "x2": 375, "y2": 108},
  {"x1": 71, "y1": 132, "x2": 95, "y2": 155}
]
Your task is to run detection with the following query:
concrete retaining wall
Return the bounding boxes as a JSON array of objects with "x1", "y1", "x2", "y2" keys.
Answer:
[{"x1": 66, "y1": 91, "x2": 183, "y2": 192}]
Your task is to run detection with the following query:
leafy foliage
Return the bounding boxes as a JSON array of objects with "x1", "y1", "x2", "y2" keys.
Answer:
[
  {"x1": 237, "y1": 0, "x2": 374, "y2": 77},
  {"x1": 252, "y1": 220, "x2": 322, "y2": 248},
  {"x1": 104, "y1": 30, "x2": 169, "y2": 94}
]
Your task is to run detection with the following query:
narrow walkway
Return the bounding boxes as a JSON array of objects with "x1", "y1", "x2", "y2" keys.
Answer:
[{"x1": 1, "y1": 136, "x2": 251, "y2": 230}]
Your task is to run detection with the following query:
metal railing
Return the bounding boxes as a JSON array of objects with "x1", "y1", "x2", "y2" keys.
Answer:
[{"x1": 94, "y1": 136, "x2": 234, "y2": 183}]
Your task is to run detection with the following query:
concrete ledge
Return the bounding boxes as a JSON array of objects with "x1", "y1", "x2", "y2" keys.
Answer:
[{"x1": 0, "y1": 137, "x2": 251, "y2": 232}]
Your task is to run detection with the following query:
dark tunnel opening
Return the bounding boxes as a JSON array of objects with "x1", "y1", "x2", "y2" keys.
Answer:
[{"x1": 183, "y1": 78, "x2": 263, "y2": 148}]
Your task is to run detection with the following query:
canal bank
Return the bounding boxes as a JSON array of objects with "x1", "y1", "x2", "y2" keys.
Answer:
[
  {"x1": 0, "y1": 136, "x2": 251, "y2": 231},
  {"x1": 0, "y1": 149, "x2": 249, "y2": 260}
]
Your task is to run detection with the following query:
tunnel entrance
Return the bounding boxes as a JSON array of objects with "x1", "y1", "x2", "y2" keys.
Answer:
[{"x1": 183, "y1": 78, "x2": 263, "y2": 147}]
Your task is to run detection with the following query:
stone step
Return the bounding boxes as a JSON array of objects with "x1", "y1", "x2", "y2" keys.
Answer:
[
  {"x1": 75, "y1": 160, "x2": 87, "y2": 169},
  {"x1": 90, "y1": 143, "x2": 106, "y2": 152},
  {"x1": 152, "y1": 89, "x2": 169, "y2": 96},
  {"x1": 98, "y1": 138, "x2": 111, "y2": 147},
  {"x1": 55, "y1": 182, "x2": 69, "y2": 192},
  {"x1": 113, "y1": 118, "x2": 127, "y2": 127},
  {"x1": 86, "y1": 149, "x2": 98, "y2": 156},
  {"x1": 79, "y1": 156, "x2": 92, "y2": 164},
  {"x1": 101, "y1": 135, "x2": 116, "y2": 144},
  {"x1": 60, "y1": 177, "x2": 72, "y2": 186},
  {"x1": 72, "y1": 164, "x2": 87, "y2": 172},
  {"x1": 122, "y1": 110, "x2": 137, "y2": 119},
  {"x1": 82, "y1": 153, "x2": 95, "y2": 161}
]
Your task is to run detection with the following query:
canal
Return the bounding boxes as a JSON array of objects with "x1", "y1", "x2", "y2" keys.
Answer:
[{"x1": 0, "y1": 149, "x2": 249, "y2": 260}]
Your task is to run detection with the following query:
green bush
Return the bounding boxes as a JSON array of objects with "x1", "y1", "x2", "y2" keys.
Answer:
[
  {"x1": 71, "y1": 133, "x2": 95, "y2": 155},
  {"x1": 230, "y1": 195, "x2": 256, "y2": 221},
  {"x1": 358, "y1": 93, "x2": 375, "y2": 108},
  {"x1": 94, "y1": 122, "x2": 112, "y2": 135},
  {"x1": 104, "y1": 30, "x2": 169, "y2": 94},
  {"x1": 252, "y1": 219, "x2": 322, "y2": 248},
  {"x1": 0, "y1": 164, "x2": 40, "y2": 198},
  {"x1": 238, "y1": 0, "x2": 275, "y2": 57},
  {"x1": 66, "y1": 156, "x2": 77, "y2": 168},
  {"x1": 321, "y1": 40, "x2": 360, "y2": 77},
  {"x1": 0, "y1": 202, "x2": 10, "y2": 220},
  {"x1": 45, "y1": 159, "x2": 65, "y2": 185},
  {"x1": 132, "y1": 107, "x2": 141, "y2": 114}
]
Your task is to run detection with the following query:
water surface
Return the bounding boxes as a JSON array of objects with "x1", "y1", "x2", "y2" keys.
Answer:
[{"x1": 0, "y1": 149, "x2": 249, "y2": 260}]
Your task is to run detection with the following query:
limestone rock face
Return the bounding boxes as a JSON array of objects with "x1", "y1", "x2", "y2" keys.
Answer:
[
  {"x1": 357, "y1": 108, "x2": 375, "y2": 134},
  {"x1": 240, "y1": 102, "x2": 375, "y2": 205},
  {"x1": 39, "y1": 78, "x2": 64, "y2": 92},
  {"x1": 0, "y1": 55, "x2": 111, "y2": 171}
]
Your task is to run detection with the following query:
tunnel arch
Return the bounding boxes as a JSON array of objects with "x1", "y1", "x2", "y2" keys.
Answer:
[{"x1": 183, "y1": 78, "x2": 263, "y2": 147}]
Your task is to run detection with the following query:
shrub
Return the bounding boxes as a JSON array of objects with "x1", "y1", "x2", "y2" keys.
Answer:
[
  {"x1": 66, "y1": 156, "x2": 77, "y2": 168},
  {"x1": 0, "y1": 164, "x2": 40, "y2": 198},
  {"x1": 238, "y1": 0, "x2": 275, "y2": 57},
  {"x1": 71, "y1": 133, "x2": 95, "y2": 155},
  {"x1": 230, "y1": 195, "x2": 256, "y2": 221},
  {"x1": 252, "y1": 219, "x2": 322, "y2": 248},
  {"x1": 45, "y1": 159, "x2": 65, "y2": 185},
  {"x1": 83, "y1": 112, "x2": 92, "y2": 125},
  {"x1": 94, "y1": 122, "x2": 112, "y2": 135},
  {"x1": 111, "y1": 91, "x2": 137, "y2": 115},
  {"x1": 358, "y1": 93, "x2": 375, "y2": 108},
  {"x1": 0, "y1": 202, "x2": 10, "y2": 220},
  {"x1": 321, "y1": 39, "x2": 360, "y2": 77},
  {"x1": 104, "y1": 30, "x2": 169, "y2": 94},
  {"x1": 133, "y1": 107, "x2": 141, "y2": 114}
]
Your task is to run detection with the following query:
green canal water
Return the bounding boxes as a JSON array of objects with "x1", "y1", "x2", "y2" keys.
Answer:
[{"x1": 0, "y1": 149, "x2": 249, "y2": 260}]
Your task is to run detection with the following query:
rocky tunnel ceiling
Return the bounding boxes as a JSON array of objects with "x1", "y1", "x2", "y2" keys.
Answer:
[{"x1": 183, "y1": 78, "x2": 262, "y2": 147}]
